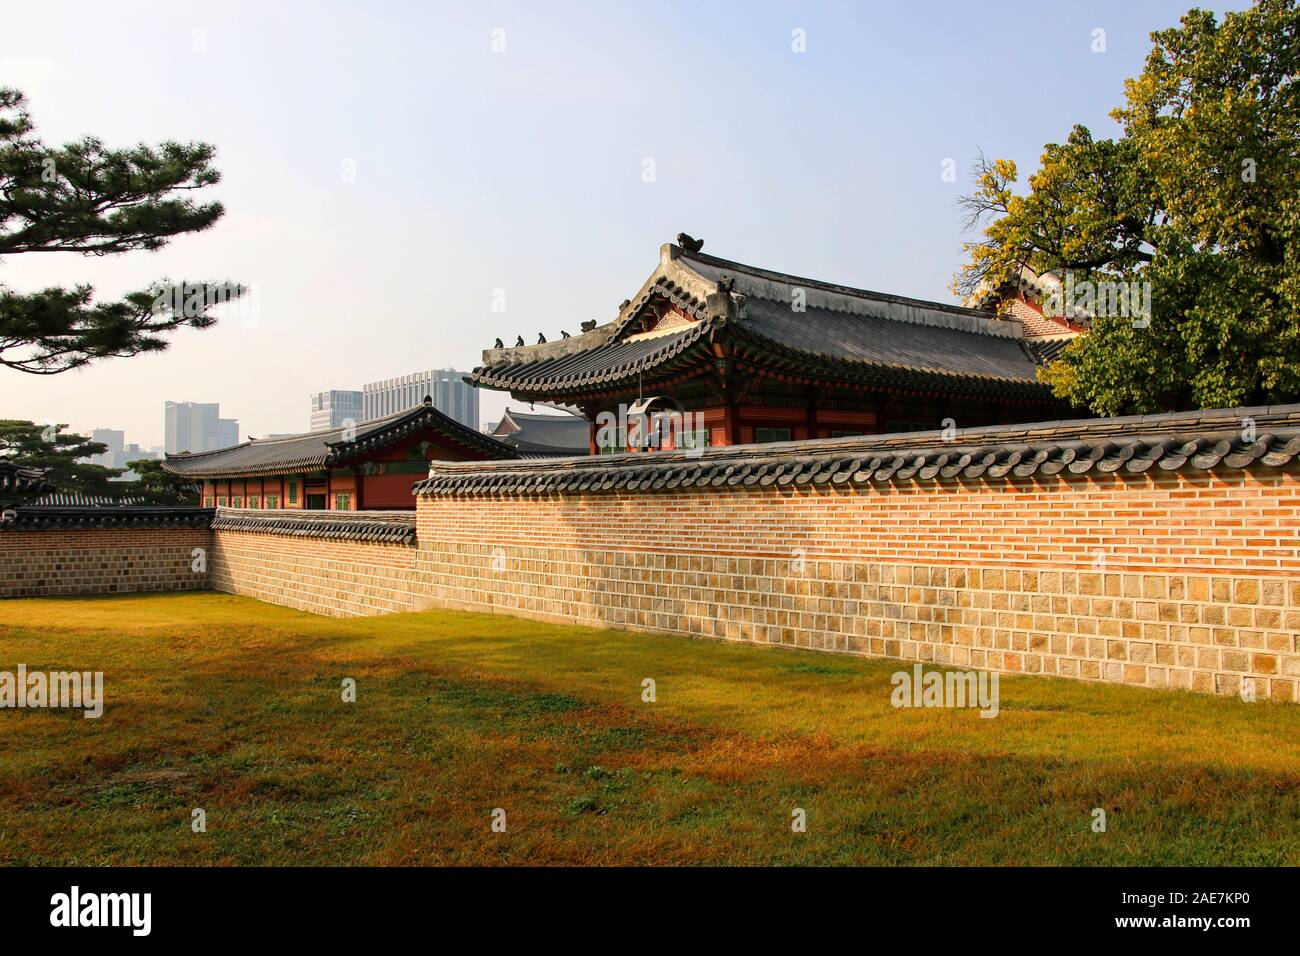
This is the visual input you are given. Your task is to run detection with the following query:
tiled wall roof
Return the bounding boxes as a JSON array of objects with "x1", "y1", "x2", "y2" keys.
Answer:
[{"x1": 416, "y1": 405, "x2": 1300, "y2": 497}]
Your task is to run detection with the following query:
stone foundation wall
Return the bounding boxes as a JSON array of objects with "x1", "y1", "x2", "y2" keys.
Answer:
[
  {"x1": 210, "y1": 521, "x2": 417, "y2": 617},
  {"x1": 0, "y1": 528, "x2": 211, "y2": 597},
  {"x1": 415, "y1": 468, "x2": 1300, "y2": 701}
]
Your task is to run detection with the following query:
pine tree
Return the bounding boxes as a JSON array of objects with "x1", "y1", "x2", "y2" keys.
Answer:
[{"x1": 0, "y1": 88, "x2": 241, "y2": 374}]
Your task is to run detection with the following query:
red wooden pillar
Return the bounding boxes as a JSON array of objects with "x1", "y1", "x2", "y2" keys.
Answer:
[{"x1": 723, "y1": 404, "x2": 740, "y2": 446}]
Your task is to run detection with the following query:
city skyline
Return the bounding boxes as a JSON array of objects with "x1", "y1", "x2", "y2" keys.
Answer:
[
  {"x1": 164, "y1": 401, "x2": 240, "y2": 455},
  {"x1": 87, "y1": 428, "x2": 162, "y2": 481}
]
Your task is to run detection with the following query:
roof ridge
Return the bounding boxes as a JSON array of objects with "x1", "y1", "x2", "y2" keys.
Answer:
[
  {"x1": 677, "y1": 247, "x2": 1000, "y2": 324},
  {"x1": 416, "y1": 403, "x2": 1300, "y2": 496},
  {"x1": 672, "y1": 247, "x2": 1021, "y2": 341},
  {"x1": 424, "y1": 402, "x2": 1300, "y2": 476},
  {"x1": 257, "y1": 404, "x2": 422, "y2": 444}
]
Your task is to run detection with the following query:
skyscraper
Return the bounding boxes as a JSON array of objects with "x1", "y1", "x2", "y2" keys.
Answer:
[
  {"x1": 90, "y1": 429, "x2": 125, "y2": 468},
  {"x1": 310, "y1": 390, "x2": 363, "y2": 430},
  {"x1": 362, "y1": 369, "x2": 479, "y2": 428},
  {"x1": 164, "y1": 402, "x2": 241, "y2": 454}
]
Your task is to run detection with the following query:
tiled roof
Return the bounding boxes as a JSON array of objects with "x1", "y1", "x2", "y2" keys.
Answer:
[
  {"x1": 163, "y1": 399, "x2": 515, "y2": 478},
  {"x1": 0, "y1": 506, "x2": 214, "y2": 531},
  {"x1": 495, "y1": 409, "x2": 590, "y2": 456},
  {"x1": 473, "y1": 322, "x2": 708, "y2": 395},
  {"x1": 1029, "y1": 336, "x2": 1077, "y2": 364},
  {"x1": 736, "y1": 296, "x2": 1044, "y2": 385},
  {"x1": 210, "y1": 508, "x2": 416, "y2": 544},
  {"x1": 415, "y1": 404, "x2": 1300, "y2": 497},
  {"x1": 32, "y1": 492, "x2": 145, "y2": 507},
  {"x1": 469, "y1": 242, "x2": 1053, "y2": 400},
  {"x1": 0, "y1": 458, "x2": 51, "y2": 498},
  {"x1": 0, "y1": 504, "x2": 420, "y2": 543}
]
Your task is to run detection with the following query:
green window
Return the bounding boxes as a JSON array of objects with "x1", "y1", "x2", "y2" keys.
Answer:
[
  {"x1": 755, "y1": 428, "x2": 792, "y2": 444},
  {"x1": 287, "y1": 480, "x2": 298, "y2": 504},
  {"x1": 265, "y1": 495, "x2": 278, "y2": 509},
  {"x1": 334, "y1": 494, "x2": 352, "y2": 511},
  {"x1": 679, "y1": 428, "x2": 710, "y2": 450}
]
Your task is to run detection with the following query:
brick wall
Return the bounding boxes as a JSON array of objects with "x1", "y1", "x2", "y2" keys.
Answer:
[
  {"x1": 0, "y1": 528, "x2": 211, "y2": 597},
  {"x1": 211, "y1": 530, "x2": 416, "y2": 617},
  {"x1": 5, "y1": 406, "x2": 1299, "y2": 703},
  {"x1": 415, "y1": 466, "x2": 1300, "y2": 702}
]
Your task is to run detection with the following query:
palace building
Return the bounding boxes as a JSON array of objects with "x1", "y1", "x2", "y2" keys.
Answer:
[
  {"x1": 469, "y1": 238, "x2": 1073, "y2": 451},
  {"x1": 163, "y1": 398, "x2": 514, "y2": 510},
  {"x1": 488, "y1": 408, "x2": 590, "y2": 458}
]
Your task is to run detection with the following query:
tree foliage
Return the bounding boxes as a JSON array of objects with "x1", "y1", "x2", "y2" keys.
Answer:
[
  {"x1": 0, "y1": 88, "x2": 241, "y2": 373},
  {"x1": 0, "y1": 419, "x2": 122, "y2": 498},
  {"x1": 956, "y1": 0, "x2": 1300, "y2": 415},
  {"x1": 120, "y1": 457, "x2": 200, "y2": 505}
]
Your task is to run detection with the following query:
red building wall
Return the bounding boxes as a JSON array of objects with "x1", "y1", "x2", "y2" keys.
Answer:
[{"x1": 199, "y1": 426, "x2": 503, "y2": 510}]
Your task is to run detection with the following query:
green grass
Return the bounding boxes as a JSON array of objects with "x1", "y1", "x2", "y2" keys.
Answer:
[{"x1": 1, "y1": 591, "x2": 1298, "y2": 865}]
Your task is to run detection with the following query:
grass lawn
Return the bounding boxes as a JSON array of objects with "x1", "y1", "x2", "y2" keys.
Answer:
[{"x1": 1, "y1": 591, "x2": 1298, "y2": 866}]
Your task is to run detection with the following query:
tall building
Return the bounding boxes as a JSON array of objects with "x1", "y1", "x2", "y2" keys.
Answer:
[
  {"x1": 363, "y1": 369, "x2": 479, "y2": 429},
  {"x1": 164, "y1": 402, "x2": 240, "y2": 455},
  {"x1": 310, "y1": 390, "x2": 363, "y2": 430},
  {"x1": 89, "y1": 429, "x2": 125, "y2": 468},
  {"x1": 87, "y1": 429, "x2": 162, "y2": 479}
]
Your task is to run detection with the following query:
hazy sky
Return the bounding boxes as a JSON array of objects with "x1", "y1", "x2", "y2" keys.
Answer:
[{"x1": 0, "y1": 0, "x2": 1245, "y2": 446}]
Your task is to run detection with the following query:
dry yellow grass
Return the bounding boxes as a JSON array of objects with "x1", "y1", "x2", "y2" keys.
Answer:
[{"x1": 1, "y1": 591, "x2": 1297, "y2": 865}]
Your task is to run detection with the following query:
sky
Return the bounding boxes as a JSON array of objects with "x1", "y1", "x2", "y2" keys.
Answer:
[{"x1": 0, "y1": 0, "x2": 1249, "y2": 447}]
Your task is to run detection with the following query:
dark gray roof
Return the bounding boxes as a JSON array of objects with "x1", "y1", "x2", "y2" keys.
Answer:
[
  {"x1": 475, "y1": 324, "x2": 706, "y2": 395},
  {"x1": 0, "y1": 504, "x2": 419, "y2": 544},
  {"x1": 0, "y1": 458, "x2": 51, "y2": 499},
  {"x1": 737, "y1": 296, "x2": 1042, "y2": 384},
  {"x1": 0, "y1": 506, "x2": 214, "y2": 531},
  {"x1": 1028, "y1": 336, "x2": 1076, "y2": 364},
  {"x1": 210, "y1": 508, "x2": 416, "y2": 544},
  {"x1": 164, "y1": 399, "x2": 515, "y2": 478},
  {"x1": 33, "y1": 492, "x2": 145, "y2": 507},
  {"x1": 497, "y1": 409, "x2": 590, "y2": 456},
  {"x1": 469, "y1": 242, "x2": 1053, "y2": 400},
  {"x1": 415, "y1": 403, "x2": 1300, "y2": 497}
]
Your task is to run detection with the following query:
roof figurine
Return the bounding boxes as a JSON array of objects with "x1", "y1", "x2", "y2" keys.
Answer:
[
  {"x1": 705, "y1": 275, "x2": 740, "y2": 325},
  {"x1": 676, "y1": 232, "x2": 704, "y2": 253}
]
